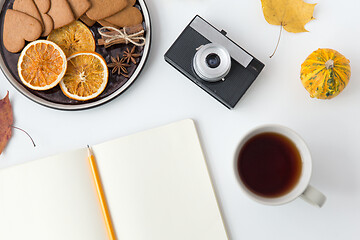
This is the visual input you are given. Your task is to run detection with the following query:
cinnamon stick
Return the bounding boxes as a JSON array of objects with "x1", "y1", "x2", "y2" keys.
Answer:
[
  {"x1": 98, "y1": 24, "x2": 144, "y2": 47},
  {"x1": 98, "y1": 38, "x2": 141, "y2": 47}
]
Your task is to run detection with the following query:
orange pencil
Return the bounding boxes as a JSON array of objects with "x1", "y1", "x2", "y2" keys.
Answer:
[{"x1": 87, "y1": 145, "x2": 116, "y2": 240}]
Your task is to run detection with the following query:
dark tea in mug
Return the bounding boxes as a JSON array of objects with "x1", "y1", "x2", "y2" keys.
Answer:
[{"x1": 237, "y1": 132, "x2": 302, "y2": 198}]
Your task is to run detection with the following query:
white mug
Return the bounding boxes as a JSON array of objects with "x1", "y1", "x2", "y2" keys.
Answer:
[{"x1": 233, "y1": 125, "x2": 326, "y2": 207}]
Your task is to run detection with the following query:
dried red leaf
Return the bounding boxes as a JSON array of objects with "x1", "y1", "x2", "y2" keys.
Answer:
[{"x1": 0, "y1": 92, "x2": 13, "y2": 154}]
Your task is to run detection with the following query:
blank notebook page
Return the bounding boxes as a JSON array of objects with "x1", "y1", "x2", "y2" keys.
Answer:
[
  {"x1": 93, "y1": 119, "x2": 228, "y2": 240},
  {"x1": 0, "y1": 149, "x2": 108, "y2": 239}
]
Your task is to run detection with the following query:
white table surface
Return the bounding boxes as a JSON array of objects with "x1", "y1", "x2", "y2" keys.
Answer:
[{"x1": 1, "y1": 0, "x2": 359, "y2": 239}]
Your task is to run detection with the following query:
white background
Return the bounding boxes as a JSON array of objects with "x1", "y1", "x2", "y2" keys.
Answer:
[{"x1": 1, "y1": 0, "x2": 359, "y2": 239}]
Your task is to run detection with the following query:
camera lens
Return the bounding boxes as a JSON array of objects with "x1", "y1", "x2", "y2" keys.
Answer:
[
  {"x1": 193, "y1": 43, "x2": 231, "y2": 82},
  {"x1": 206, "y1": 53, "x2": 221, "y2": 68}
]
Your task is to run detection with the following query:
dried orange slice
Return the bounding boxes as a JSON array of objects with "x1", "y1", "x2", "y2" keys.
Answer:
[
  {"x1": 17, "y1": 40, "x2": 67, "y2": 91},
  {"x1": 60, "y1": 52, "x2": 108, "y2": 101},
  {"x1": 47, "y1": 20, "x2": 95, "y2": 57}
]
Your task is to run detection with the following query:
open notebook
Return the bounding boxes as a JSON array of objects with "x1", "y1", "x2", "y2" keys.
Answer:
[{"x1": 0, "y1": 119, "x2": 228, "y2": 240}]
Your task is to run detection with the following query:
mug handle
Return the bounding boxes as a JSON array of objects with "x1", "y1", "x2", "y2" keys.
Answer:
[{"x1": 300, "y1": 185, "x2": 326, "y2": 207}]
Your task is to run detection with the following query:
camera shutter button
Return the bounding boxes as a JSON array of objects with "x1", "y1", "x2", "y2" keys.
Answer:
[{"x1": 220, "y1": 30, "x2": 227, "y2": 36}]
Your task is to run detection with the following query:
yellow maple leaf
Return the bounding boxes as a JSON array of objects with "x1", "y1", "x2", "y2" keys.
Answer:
[{"x1": 261, "y1": 0, "x2": 316, "y2": 33}]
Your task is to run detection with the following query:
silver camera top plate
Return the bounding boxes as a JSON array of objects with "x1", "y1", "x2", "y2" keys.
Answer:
[{"x1": 189, "y1": 16, "x2": 253, "y2": 68}]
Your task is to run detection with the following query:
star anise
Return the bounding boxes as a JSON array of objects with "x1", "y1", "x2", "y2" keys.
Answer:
[
  {"x1": 107, "y1": 55, "x2": 130, "y2": 77},
  {"x1": 123, "y1": 46, "x2": 141, "y2": 64}
]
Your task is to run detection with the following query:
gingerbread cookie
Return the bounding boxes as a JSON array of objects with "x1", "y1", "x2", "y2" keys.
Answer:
[
  {"x1": 97, "y1": 19, "x2": 119, "y2": 28},
  {"x1": 80, "y1": 14, "x2": 96, "y2": 27},
  {"x1": 40, "y1": 12, "x2": 53, "y2": 36},
  {"x1": 33, "y1": 0, "x2": 51, "y2": 13},
  {"x1": 128, "y1": 0, "x2": 136, "y2": 6},
  {"x1": 48, "y1": 0, "x2": 75, "y2": 29},
  {"x1": 3, "y1": 9, "x2": 42, "y2": 53},
  {"x1": 67, "y1": 0, "x2": 91, "y2": 19},
  {"x1": 13, "y1": 0, "x2": 44, "y2": 31},
  {"x1": 86, "y1": 0, "x2": 128, "y2": 21},
  {"x1": 33, "y1": 0, "x2": 52, "y2": 36},
  {"x1": 104, "y1": 7, "x2": 143, "y2": 28}
]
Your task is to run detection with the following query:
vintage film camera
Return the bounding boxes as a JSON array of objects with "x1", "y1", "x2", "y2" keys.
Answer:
[{"x1": 164, "y1": 15, "x2": 265, "y2": 109}]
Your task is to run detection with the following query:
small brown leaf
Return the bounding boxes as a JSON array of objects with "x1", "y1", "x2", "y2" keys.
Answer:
[{"x1": 0, "y1": 92, "x2": 13, "y2": 154}]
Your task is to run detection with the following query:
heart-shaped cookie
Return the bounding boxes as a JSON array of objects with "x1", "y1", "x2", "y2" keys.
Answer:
[
  {"x1": 97, "y1": 19, "x2": 118, "y2": 28},
  {"x1": 33, "y1": 0, "x2": 53, "y2": 36},
  {"x1": 80, "y1": 14, "x2": 96, "y2": 27},
  {"x1": 86, "y1": 0, "x2": 128, "y2": 21},
  {"x1": 33, "y1": 0, "x2": 51, "y2": 13},
  {"x1": 67, "y1": 0, "x2": 91, "y2": 19},
  {"x1": 3, "y1": 9, "x2": 42, "y2": 53},
  {"x1": 40, "y1": 12, "x2": 54, "y2": 36},
  {"x1": 13, "y1": 0, "x2": 44, "y2": 31},
  {"x1": 48, "y1": 0, "x2": 75, "y2": 29},
  {"x1": 104, "y1": 7, "x2": 143, "y2": 28}
]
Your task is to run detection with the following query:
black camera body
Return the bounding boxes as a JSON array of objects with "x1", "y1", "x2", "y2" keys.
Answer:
[{"x1": 164, "y1": 15, "x2": 265, "y2": 109}]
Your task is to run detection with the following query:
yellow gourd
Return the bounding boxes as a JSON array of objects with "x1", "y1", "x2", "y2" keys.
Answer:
[{"x1": 300, "y1": 48, "x2": 351, "y2": 99}]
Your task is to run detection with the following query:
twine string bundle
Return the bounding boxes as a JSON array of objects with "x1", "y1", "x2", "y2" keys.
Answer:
[{"x1": 98, "y1": 26, "x2": 146, "y2": 47}]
